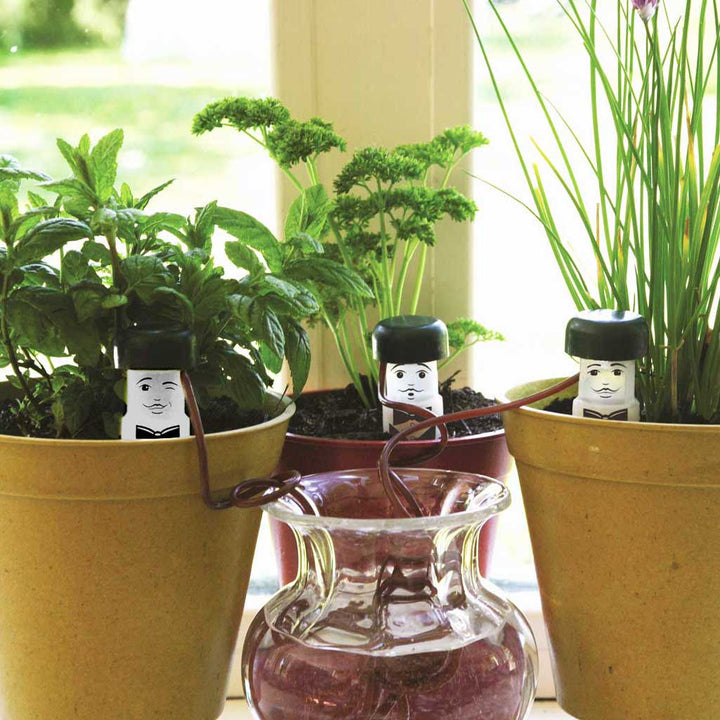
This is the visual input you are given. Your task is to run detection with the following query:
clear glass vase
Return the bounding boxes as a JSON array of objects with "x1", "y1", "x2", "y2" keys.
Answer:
[{"x1": 242, "y1": 468, "x2": 537, "y2": 719}]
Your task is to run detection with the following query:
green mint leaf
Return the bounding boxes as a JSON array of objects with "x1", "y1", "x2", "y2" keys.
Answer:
[
  {"x1": 284, "y1": 192, "x2": 305, "y2": 241},
  {"x1": 214, "y1": 206, "x2": 282, "y2": 273},
  {"x1": 225, "y1": 240, "x2": 263, "y2": 276},
  {"x1": 250, "y1": 300, "x2": 284, "y2": 359},
  {"x1": 120, "y1": 182, "x2": 134, "y2": 207},
  {"x1": 78, "y1": 134, "x2": 91, "y2": 159},
  {"x1": 56, "y1": 138, "x2": 85, "y2": 180},
  {"x1": 284, "y1": 257, "x2": 373, "y2": 299},
  {"x1": 285, "y1": 185, "x2": 330, "y2": 242},
  {"x1": 61, "y1": 249, "x2": 100, "y2": 286},
  {"x1": 6, "y1": 286, "x2": 74, "y2": 357},
  {"x1": 134, "y1": 179, "x2": 174, "y2": 210},
  {"x1": 283, "y1": 318, "x2": 311, "y2": 396},
  {"x1": 121, "y1": 255, "x2": 170, "y2": 303},
  {"x1": 0, "y1": 155, "x2": 51, "y2": 184},
  {"x1": 220, "y1": 351, "x2": 267, "y2": 409},
  {"x1": 149, "y1": 286, "x2": 194, "y2": 326},
  {"x1": 0, "y1": 181, "x2": 19, "y2": 232},
  {"x1": 259, "y1": 343, "x2": 284, "y2": 374},
  {"x1": 254, "y1": 275, "x2": 319, "y2": 317},
  {"x1": 27, "y1": 191, "x2": 50, "y2": 209},
  {"x1": 101, "y1": 293, "x2": 128, "y2": 311},
  {"x1": 70, "y1": 283, "x2": 109, "y2": 322},
  {"x1": 302, "y1": 184, "x2": 330, "y2": 239},
  {"x1": 8, "y1": 207, "x2": 60, "y2": 243},
  {"x1": 81, "y1": 240, "x2": 112, "y2": 266},
  {"x1": 287, "y1": 232, "x2": 324, "y2": 256},
  {"x1": 40, "y1": 177, "x2": 97, "y2": 207},
  {"x1": 52, "y1": 380, "x2": 95, "y2": 436},
  {"x1": 193, "y1": 201, "x2": 217, "y2": 249},
  {"x1": 19, "y1": 262, "x2": 61, "y2": 288},
  {"x1": 138, "y1": 211, "x2": 186, "y2": 236},
  {"x1": 13, "y1": 218, "x2": 92, "y2": 266}
]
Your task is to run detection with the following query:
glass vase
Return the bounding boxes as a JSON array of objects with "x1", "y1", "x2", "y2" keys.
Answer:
[{"x1": 242, "y1": 468, "x2": 537, "y2": 719}]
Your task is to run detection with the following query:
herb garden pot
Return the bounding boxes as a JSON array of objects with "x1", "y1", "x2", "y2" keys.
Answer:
[
  {"x1": 503, "y1": 378, "x2": 720, "y2": 720},
  {"x1": 0, "y1": 395, "x2": 294, "y2": 720},
  {"x1": 273, "y1": 408, "x2": 511, "y2": 586}
]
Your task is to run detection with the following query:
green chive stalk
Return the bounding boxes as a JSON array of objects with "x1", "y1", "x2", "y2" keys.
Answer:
[{"x1": 466, "y1": 0, "x2": 720, "y2": 422}]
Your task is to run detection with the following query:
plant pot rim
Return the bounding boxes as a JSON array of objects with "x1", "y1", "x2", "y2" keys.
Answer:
[
  {"x1": 0, "y1": 392, "x2": 295, "y2": 448},
  {"x1": 504, "y1": 376, "x2": 719, "y2": 434},
  {"x1": 289, "y1": 387, "x2": 505, "y2": 446}
]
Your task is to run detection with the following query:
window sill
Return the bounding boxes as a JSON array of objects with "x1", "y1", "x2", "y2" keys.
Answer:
[{"x1": 220, "y1": 699, "x2": 574, "y2": 718}]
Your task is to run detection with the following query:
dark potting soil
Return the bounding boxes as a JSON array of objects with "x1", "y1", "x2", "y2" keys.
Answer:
[
  {"x1": 543, "y1": 397, "x2": 574, "y2": 416},
  {"x1": 288, "y1": 377, "x2": 503, "y2": 440},
  {"x1": 0, "y1": 396, "x2": 269, "y2": 439}
]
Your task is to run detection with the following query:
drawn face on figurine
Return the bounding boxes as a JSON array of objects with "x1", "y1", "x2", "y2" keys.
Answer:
[
  {"x1": 386, "y1": 362, "x2": 438, "y2": 403},
  {"x1": 579, "y1": 360, "x2": 633, "y2": 403},
  {"x1": 127, "y1": 371, "x2": 182, "y2": 420}
]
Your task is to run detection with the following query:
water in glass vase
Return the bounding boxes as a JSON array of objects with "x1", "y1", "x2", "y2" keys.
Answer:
[
  {"x1": 242, "y1": 468, "x2": 537, "y2": 720},
  {"x1": 245, "y1": 620, "x2": 528, "y2": 718}
]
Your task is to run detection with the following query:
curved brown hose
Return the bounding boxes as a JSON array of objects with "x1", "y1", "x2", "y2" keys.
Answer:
[
  {"x1": 376, "y1": 363, "x2": 451, "y2": 517},
  {"x1": 180, "y1": 371, "x2": 311, "y2": 512},
  {"x1": 377, "y1": 374, "x2": 580, "y2": 518}
]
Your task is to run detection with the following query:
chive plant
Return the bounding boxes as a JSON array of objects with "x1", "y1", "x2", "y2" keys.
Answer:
[
  {"x1": 193, "y1": 98, "x2": 501, "y2": 407},
  {"x1": 467, "y1": 0, "x2": 720, "y2": 423}
]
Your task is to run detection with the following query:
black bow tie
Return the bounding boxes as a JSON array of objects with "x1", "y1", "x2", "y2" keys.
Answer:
[
  {"x1": 135, "y1": 425, "x2": 181, "y2": 439},
  {"x1": 583, "y1": 408, "x2": 629, "y2": 421}
]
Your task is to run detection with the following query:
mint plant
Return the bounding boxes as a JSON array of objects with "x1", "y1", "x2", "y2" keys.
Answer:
[
  {"x1": 193, "y1": 97, "x2": 501, "y2": 407},
  {"x1": 0, "y1": 129, "x2": 362, "y2": 438}
]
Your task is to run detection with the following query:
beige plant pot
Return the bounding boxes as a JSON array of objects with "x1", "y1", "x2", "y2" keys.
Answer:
[
  {"x1": 0, "y1": 396, "x2": 293, "y2": 720},
  {"x1": 504, "y1": 379, "x2": 720, "y2": 720}
]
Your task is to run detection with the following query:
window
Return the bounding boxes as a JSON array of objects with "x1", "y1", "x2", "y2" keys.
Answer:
[{"x1": 471, "y1": 0, "x2": 584, "y2": 592}]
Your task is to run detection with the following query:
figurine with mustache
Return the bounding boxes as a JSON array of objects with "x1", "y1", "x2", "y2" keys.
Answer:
[
  {"x1": 372, "y1": 315, "x2": 448, "y2": 440},
  {"x1": 566, "y1": 310, "x2": 649, "y2": 422}
]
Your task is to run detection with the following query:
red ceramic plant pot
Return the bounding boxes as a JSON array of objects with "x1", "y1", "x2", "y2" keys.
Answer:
[{"x1": 273, "y1": 407, "x2": 511, "y2": 586}]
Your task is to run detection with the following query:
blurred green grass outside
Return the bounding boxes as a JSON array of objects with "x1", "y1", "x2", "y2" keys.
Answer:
[{"x1": 0, "y1": 47, "x2": 267, "y2": 214}]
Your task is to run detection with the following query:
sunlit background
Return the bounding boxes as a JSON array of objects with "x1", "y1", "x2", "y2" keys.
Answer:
[{"x1": 0, "y1": 0, "x2": 625, "y2": 591}]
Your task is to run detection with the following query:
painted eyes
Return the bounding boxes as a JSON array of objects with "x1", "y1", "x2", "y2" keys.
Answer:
[
  {"x1": 588, "y1": 369, "x2": 624, "y2": 378},
  {"x1": 140, "y1": 384, "x2": 151, "y2": 391},
  {"x1": 395, "y1": 370, "x2": 405, "y2": 379},
  {"x1": 418, "y1": 371, "x2": 427, "y2": 379}
]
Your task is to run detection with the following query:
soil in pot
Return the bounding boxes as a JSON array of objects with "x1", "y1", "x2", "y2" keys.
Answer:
[
  {"x1": 542, "y1": 396, "x2": 719, "y2": 424},
  {"x1": 289, "y1": 374, "x2": 503, "y2": 440},
  {"x1": 0, "y1": 395, "x2": 271, "y2": 439}
]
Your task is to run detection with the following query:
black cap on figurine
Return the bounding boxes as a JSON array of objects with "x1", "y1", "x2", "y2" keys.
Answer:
[
  {"x1": 117, "y1": 324, "x2": 196, "y2": 370},
  {"x1": 565, "y1": 310, "x2": 649, "y2": 361},
  {"x1": 372, "y1": 315, "x2": 449, "y2": 364}
]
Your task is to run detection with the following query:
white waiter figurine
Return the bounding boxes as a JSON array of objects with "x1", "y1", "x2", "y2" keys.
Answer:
[
  {"x1": 566, "y1": 310, "x2": 649, "y2": 421},
  {"x1": 117, "y1": 324, "x2": 196, "y2": 440},
  {"x1": 372, "y1": 315, "x2": 449, "y2": 440}
]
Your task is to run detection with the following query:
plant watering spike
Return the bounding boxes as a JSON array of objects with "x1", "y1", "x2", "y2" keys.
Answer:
[
  {"x1": 565, "y1": 310, "x2": 649, "y2": 422},
  {"x1": 116, "y1": 324, "x2": 196, "y2": 441},
  {"x1": 372, "y1": 315, "x2": 449, "y2": 440}
]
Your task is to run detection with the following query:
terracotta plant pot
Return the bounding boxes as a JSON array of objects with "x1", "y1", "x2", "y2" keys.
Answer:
[
  {"x1": 0, "y1": 395, "x2": 293, "y2": 720},
  {"x1": 273, "y1": 389, "x2": 511, "y2": 586},
  {"x1": 503, "y1": 378, "x2": 720, "y2": 720}
]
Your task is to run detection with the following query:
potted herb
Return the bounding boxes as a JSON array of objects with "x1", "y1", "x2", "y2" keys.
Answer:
[
  {"x1": 469, "y1": 1, "x2": 720, "y2": 718},
  {"x1": 192, "y1": 97, "x2": 509, "y2": 582},
  {"x1": 0, "y1": 129, "x2": 352, "y2": 719}
]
